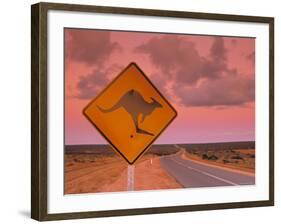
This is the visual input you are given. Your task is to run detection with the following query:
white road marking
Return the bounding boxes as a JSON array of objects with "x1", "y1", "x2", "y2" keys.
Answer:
[
  {"x1": 170, "y1": 157, "x2": 239, "y2": 186},
  {"x1": 238, "y1": 182, "x2": 255, "y2": 185}
]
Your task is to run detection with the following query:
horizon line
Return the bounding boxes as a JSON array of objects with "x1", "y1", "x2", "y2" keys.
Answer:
[{"x1": 65, "y1": 140, "x2": 255, "y2": 146}]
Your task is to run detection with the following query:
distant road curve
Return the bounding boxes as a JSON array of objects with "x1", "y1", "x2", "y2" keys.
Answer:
[{"x1": 160, "y1": 146, "x2": 255, "y2": 188}]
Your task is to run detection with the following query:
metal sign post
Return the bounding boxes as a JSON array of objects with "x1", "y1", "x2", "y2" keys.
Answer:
[{"x1": 127, "y1": 165, "x2": 135, "y2": 191}]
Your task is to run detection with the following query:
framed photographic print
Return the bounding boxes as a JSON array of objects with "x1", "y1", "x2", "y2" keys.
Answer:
[{"x1": 31, "y1": 2, "x2": 274, "y2": 221}]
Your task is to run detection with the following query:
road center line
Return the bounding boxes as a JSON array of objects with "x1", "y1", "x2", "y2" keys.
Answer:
[{"x1": 170, "y1": 157, "x2": 239, "y2": 186}]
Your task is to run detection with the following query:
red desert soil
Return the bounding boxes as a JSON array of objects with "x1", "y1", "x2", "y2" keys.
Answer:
[
  {"x1": 181, "y1": 150, "x2": 255, "y2": 176},
  {"x1": 65, "y1": 154, "x2": 181, "y2": 194}
]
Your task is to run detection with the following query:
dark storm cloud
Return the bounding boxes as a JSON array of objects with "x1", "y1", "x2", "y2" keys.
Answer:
[
  {"x1": 135, "y1": 36, "x2": 254, "y2": 107},
  {"x1": 76, "y1": 65, "x2": 122, "y2": 99},
  {"x1": 174, "y1": 72, "x2": 255, "y2": 107},
  {"x1": 65, "y1": 29, "x2": 120, "y2": 65},
  {"x1": 135, "y1": 36, "x2": 227, "y2": 85}
]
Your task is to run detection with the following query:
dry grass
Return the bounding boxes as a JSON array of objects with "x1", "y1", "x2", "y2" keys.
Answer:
[
  {"x1": 183, "y1": 148, "x2": 255, "y2": 174},
  {"x1": 64, "y1": 153, "x2": 181, "y2": 194},
  {"x1": 65, "y1": 154, "x2": 127, "y2": 194}
]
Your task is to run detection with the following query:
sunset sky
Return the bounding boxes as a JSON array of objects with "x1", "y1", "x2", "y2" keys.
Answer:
[{"x1": 64, "y1": 28, "x2": 255, "y2": 145}]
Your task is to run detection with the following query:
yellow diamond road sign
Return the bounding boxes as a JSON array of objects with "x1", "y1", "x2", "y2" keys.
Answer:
[{"x1": 83, "y1": 62, "x2": 177, "y2": 164}]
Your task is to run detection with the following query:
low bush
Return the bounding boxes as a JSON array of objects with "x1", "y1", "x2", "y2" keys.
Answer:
[
  {"x1": 231, "y1": 155, "x2": 244, "y2": 160},
  {"x1": 223, "y1": 159, "x2": 230, "y2": 164},
  {"x1": 208, "y1": 155, "x2": 218, "y2": 161},
  {"x1": 202, "y1": 154, "x2": 209, "y2": 160}
]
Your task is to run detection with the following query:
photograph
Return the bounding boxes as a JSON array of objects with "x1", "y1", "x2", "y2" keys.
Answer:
[
  {"x1": 64, "y1": 28, "x2": 256, "y2": 194},
  {"x1": 31, "y1": 2, "x2": 274, "y2": 221}
]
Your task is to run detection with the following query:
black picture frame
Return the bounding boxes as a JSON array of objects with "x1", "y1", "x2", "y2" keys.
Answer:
[{"x1": 31, "y1": 2, "x2": 274, "y2": 221}]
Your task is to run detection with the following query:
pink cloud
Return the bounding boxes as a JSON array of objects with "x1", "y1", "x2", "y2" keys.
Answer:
[
  {"x1": 175, "y1": 70, "x2": 254, "y2": 107},
  {"x1": 76, "y1": 64, "x2": 122, "y2": 99},
  {"x1": 65, "y1": 29, "x2": 124, "y2": 99},
  {"x1": 135, "y1": 35, "x2": 255, "y2": 107},
  {"x1": 65, "y1": 29, "x2": 120, "y2": 66}
]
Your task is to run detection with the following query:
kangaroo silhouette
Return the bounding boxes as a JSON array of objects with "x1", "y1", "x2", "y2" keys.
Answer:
[{"x1": 97, "y1": 89, "x2": 162, "y2": 136}]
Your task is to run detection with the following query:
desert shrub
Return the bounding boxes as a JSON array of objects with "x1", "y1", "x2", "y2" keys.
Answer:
[
  {"x1": 249, "y1": 154, "x2": 255, "y2": 158},
  {"x1": 202, "y1": 154, "x2": 209, "y2": 160},
  {"x1": 208, "y1": 155, "x2": 218, "y2": 161},
  {"x1": 223, "y1": 159, "x2": 230, "y2": 164},
  {"x1": 231, "y1": 155, "x2": 244, "y2": 160},
  {"x1": 154, "y1": 152, "x2": 170, "y2": 156},
  {"x1": 74, "y1": 158, "x2": 84, "y2": 163}
]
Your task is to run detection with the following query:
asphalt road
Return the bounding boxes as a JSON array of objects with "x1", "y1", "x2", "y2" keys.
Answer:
[{"x1": 160, "y1": 150, "x2": 255, "y2": 188}]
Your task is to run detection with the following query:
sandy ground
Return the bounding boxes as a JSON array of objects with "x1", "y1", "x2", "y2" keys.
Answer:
[
  {"x1": 100, "y1": 157, "x2": 181, "y2": 192},
  {"x1": 65, "y1": 154, "x2": 181, "y2": 194}
]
